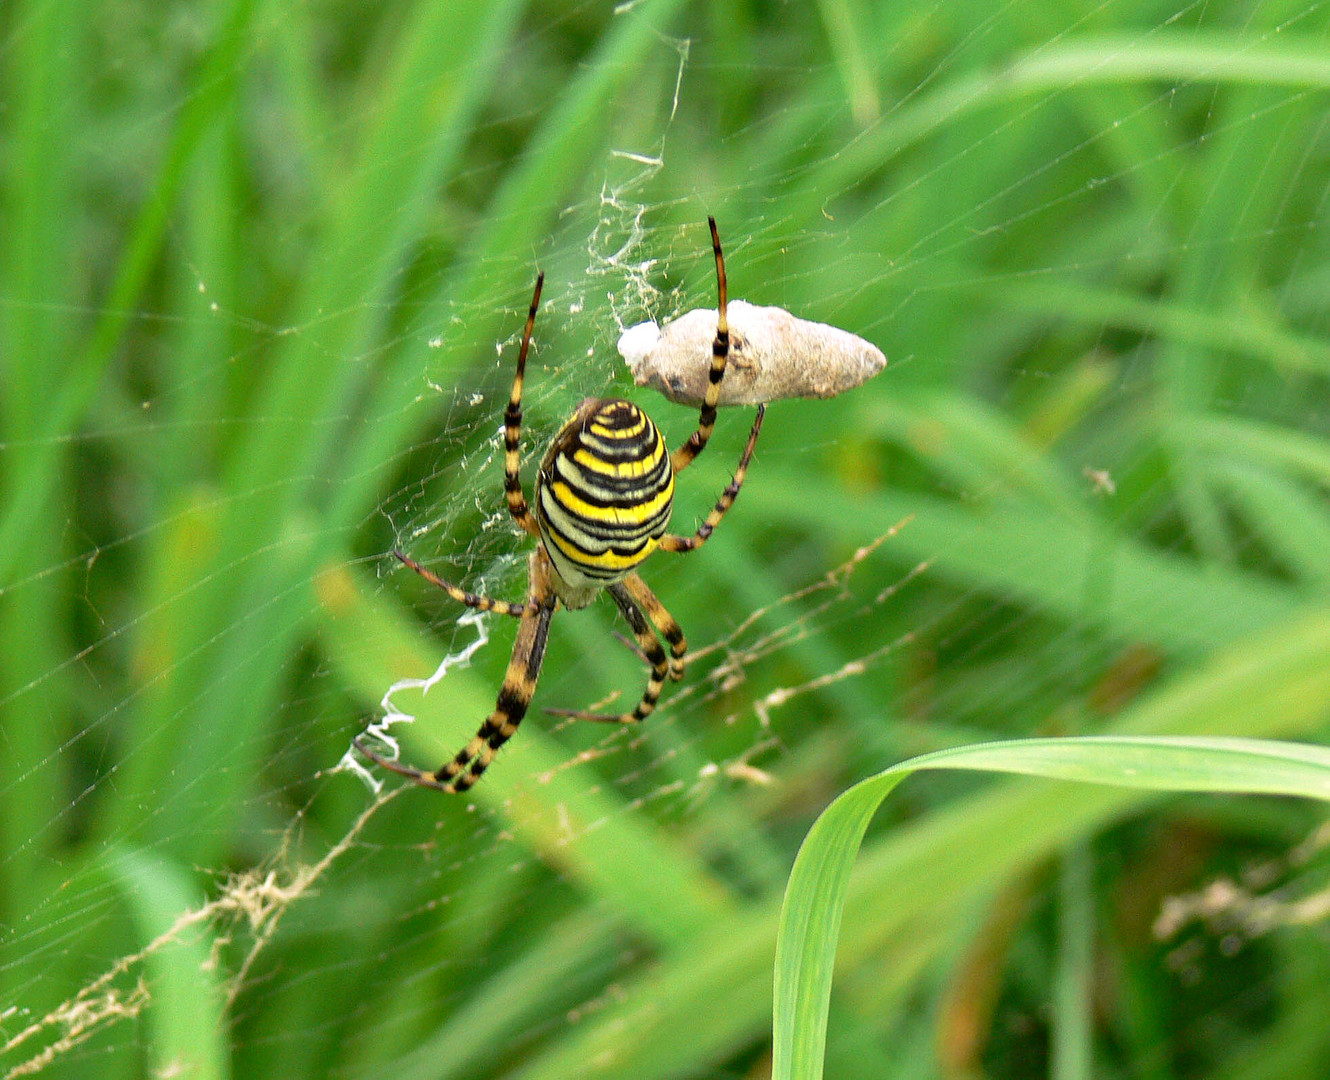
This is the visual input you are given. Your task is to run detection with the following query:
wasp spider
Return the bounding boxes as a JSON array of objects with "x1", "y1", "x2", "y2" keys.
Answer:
[{"x1": 355, "y1": 218, "x2": 764, "y2": 793}]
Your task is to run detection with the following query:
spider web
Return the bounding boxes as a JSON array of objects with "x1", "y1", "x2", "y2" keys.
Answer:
[{"x1": 4, "y1": 2, "x2": 1330, "y2": 1078}]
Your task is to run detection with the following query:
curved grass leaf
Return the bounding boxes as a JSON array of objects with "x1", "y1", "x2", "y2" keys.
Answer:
[{"x1": 773, "y1": 736, "x2": 1330, "y2": 1080}]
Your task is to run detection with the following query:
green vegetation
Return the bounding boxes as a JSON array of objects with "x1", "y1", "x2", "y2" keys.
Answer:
[{"x1": 3, "y1": 1, "x2": 1330, "y2": 1077}]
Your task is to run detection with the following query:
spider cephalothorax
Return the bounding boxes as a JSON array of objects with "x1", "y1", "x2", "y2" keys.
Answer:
[{"x1": 356, "y1": 218, "x2": 763, "y2": 792}]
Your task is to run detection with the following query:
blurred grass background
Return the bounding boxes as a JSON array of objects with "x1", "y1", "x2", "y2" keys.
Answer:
[{"x1": 4, "y1": 0, "x2": 1330, "y2": 1077}]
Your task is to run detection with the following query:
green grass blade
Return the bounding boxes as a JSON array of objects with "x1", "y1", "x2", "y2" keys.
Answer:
[
  {"x1": 774, "y1": 736, "x2": 1330, "y2": 1080},
  {"x1": 110, "y1": 847, "x2": 229, "y2": 1080},
  {"x1": 990, "y1": 279, "x2": 1330, "y2": 378},
  {"x1": 1052, "y1": 844, "x2": 1095, "y2": 1080},
  {"x1": 747, "y1": 470, "x2": 1301, "y2": 655},
  {"x1": 0, "y1": 0, "x2": 258, "y2": 587},
  {"x1": 0, "y1": 0, "x2": 88, "y2": 969},
  {"x1": 814, "y1": 0, "x2": 879, "y2": 127}
]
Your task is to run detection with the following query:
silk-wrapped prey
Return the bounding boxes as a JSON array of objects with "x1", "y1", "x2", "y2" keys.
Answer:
[{"x1": 618, "y1": 300, "x2": 886, "y2": 406}]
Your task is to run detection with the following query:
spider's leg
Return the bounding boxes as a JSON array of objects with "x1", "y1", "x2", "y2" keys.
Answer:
[
  {"x1": 546, "y1": 583, "x2": 669, "y2": 723},
  {"x1": 439, "y1": 595, "x2": 554, "y2": 791},
  {"x1": 620, "y1": 572, "x2": 686, "y2": 679},
  {"x1": 505, "y1": 273, "x2": 544, "y2": 538},
  {"x1": 672, "y1": 217, "x2": 731, "y2": 474},
  {"x1": 357, "y1": 597, "x2": 554, "y2": 792},
  {"x1": 355, "y1": 553, "x2": 557, "y2": 793},
  {"x1": 659, "y1": 403, "x2": 764, "y2": 554},
  {"x1": 393, "y1": 550, "x2": 525, "y2": 617},
  {"x1": 611, "y1": 630, "x2": 650, "y2": 662},
  {"x1": 353, "y1": 737, "x2": 454, "y2": 791}
]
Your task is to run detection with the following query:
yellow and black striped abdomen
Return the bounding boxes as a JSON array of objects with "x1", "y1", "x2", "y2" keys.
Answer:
[{"x1": 535, "y1": 398, "x2": 673, "y2": 595}]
